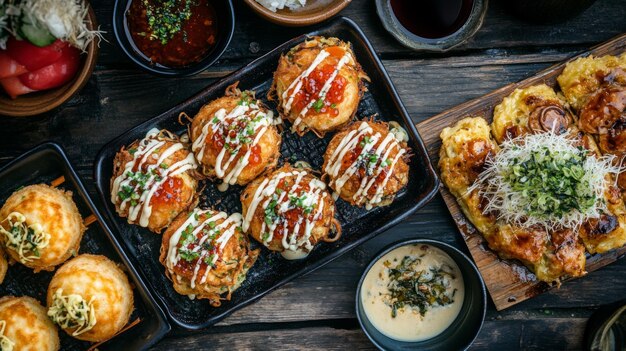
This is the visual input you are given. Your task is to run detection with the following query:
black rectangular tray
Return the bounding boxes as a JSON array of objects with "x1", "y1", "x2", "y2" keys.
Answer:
[
  {"x1": 93, "y1": 17, "x2": 439, "y2": 330},
  {"x1": 0, "y1": 142, "x2": 170, "y2": 351}
]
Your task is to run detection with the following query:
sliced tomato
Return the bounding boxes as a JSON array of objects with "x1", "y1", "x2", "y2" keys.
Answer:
[
  {"x1": 18, "y1": 45, "x2": 81, "y2": 90},
  {"x1": 0, "y1": 52, "x2": 28, "y2": 79},
  {"x1": 6, "y1": 37, "x2": 67, "y2": 71},
  {"x1": 0, "y1": 76, "x2": 36, "y2": 99}
]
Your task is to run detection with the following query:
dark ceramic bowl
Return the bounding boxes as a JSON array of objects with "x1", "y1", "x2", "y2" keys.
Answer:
[
  {"x1": 112, "y1": 0, "x2": 235, "y2": 77},
  {"x1": 375, "y1": 0, "x2": 488, "y2": 52},
  {"x1": 356, "y1": 239, "x2": 486, "y2": 351}
]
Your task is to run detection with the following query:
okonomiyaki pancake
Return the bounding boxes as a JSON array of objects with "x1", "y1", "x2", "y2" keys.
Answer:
[
  {"x1": 160, "y1": 207, "x2": 259, "y2": 306},
  {"x1": 439, "y1": 117, "x2": 587, "y2": 283},
  {"x1": 190, "y1": 85, "x2": 282, "y2": 190},
  {"x1": 241, "y1": 164, "x2": 341, "y2": 260},
  {"x1": 491, "y1": 84, "x2": 573, "y2": 143},
  {"x1": 46, "y1": 254, "x2": 134, "y2": 342},
  {"x1": 0, "y1": 296, "x2": 60, "y2": 351},
  {"x1": 111, "y1": 129, "x2": 199, "y2": 233},
  {"x1": 0, "y1": 184, "x2": 85, "y2": 272},
  {"x1": 322, "y1": 120, "x2": 410, "y2": 209},
  {"x1": 271, "y1": 36, "x2": 369, "y2": 137}
]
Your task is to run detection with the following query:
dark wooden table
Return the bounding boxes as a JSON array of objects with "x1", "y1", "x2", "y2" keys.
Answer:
[{"x1": 2, "y1": 0, "x2": 626, "y2": 349}]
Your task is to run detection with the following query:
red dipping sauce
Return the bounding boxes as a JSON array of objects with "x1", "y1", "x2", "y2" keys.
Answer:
[{"x1": 126, "y1": 0, "x2": 218, "y2": 68}]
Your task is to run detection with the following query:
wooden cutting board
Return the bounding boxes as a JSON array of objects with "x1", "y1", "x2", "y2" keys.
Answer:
[{"x1": 416, "y1": 33, "x2": 626, "y2": 311}]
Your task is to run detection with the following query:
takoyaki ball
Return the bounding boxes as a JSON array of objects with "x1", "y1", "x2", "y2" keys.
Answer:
[
  {"x1": 0, "y1": 184, "x2": 84, "y2": 272},
  {"x1": 47, "y1": 254, "x2": 134, "y2": 342},
  {"x1": 322, "y1": 120, "x2": 410, "y2": 209},
  {"x1": 0, "y1": 247, "x2": 6, "y2": 284},
  {"x1": 241, "y1": 164, "x2": 341, "y2": 260},
  {"x1": 111, "y1": 129, "x2": 199, "y2": 233},
  {"x1": 271, "y1": 36, "x2": 369, "y2": 137},
  {"x1": 0, "y1": 296, "x2": 60, "y2": 351},
  {"x1": 190, "y1": 85, "x2": 282, "y2": 189},
  {"x1": 491, "y1": 84, "x2": 574, "y2": 143},
  {"x1": 557, "y1": 53, "x2": 626, "y2": 112},
  {"x1": 160, "y1": 208, "x2": 259, "y2": 306}
]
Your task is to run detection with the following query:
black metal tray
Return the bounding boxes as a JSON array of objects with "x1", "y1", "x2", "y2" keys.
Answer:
[
  {"x1": 0, "y1": 142, "x2": 170, "y2": 351},
  {"x1": 93, "y1": 17, "x2": 439, "y2": 330}
]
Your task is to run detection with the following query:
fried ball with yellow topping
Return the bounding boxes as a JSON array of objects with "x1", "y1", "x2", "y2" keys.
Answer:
[
  {"x1": 491, "y1": 84, "x2": 574, "y2": 143},
  {"x1": 271, "y1": 36, "x2": 369, "y2": 137},
  {"x1": 160, "y1": 208, "x2": 259, "y2": 306},
  {"x1": 241, "y1": 164, "x2": 341, "y2": 259},
  {"x1": 322, "y1": 120, "x2": 410, "y2": 209},
  {"x1": 46, "y1": 254, "x2": 134, "y2": 342},
  {"x1": 111, "y1": 130, "x2": 199, "y2": 233},
  {"x1": 0, "y1": 296, "x2": 59, "y2": 351},
  {"x1": 190, "y1": 85, "x2": 281, "y2": 189},
  {"x1": 0, "y1": 184, "x2": 85, "y2": 272}
]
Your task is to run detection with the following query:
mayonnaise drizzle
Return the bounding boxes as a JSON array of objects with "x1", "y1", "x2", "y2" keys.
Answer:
[
  {"x1": 325, "y1": 122, "x2": 406, "y2": 210},
  {"x1": 192, "y1": 100, "x2": 277, "y2": 191},
  {"x1": 111, "y1": 130, "x2": 198, "y2": 227},
  {"x1": 242, "y1": 170, "x2": 328, "y2": 258},
  {"x1": 280, "y1": 47, "x2": 353, "y2": 132},
  {"x1": 166, "y1": 208, "x2": 242, "y2": 290}
]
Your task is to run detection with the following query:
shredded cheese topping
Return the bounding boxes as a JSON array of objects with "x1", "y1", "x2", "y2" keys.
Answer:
[
  {"x1": 0, "y1": 212, "x2": 50, "y2": 263},
  {"x1": 47, "y1": 288, "x2": 97, "y2": 336},
  {"x1": 469, "y1": 131, "x2": 622, "y2": 230},
  {"x1": 0, "y1": 321, "x2": 14, "y2": 351}
]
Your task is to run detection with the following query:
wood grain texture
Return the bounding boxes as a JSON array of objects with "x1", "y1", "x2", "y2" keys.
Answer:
[{"x1": 417, "y1": 34, "x2": 626, "y2": 311}]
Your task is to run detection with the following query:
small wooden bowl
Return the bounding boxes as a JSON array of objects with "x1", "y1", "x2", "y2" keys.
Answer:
[
  {"x1": 243, "y1": 0, "x2": 351, "y2": 27},
  {"x1": 0, "y1": 4, "x2": 99, "y2": 117}
]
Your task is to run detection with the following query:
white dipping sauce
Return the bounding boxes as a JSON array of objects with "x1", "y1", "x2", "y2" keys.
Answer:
[{"x1": 361, "y1": 244, "x2": 464, "y2": 342}]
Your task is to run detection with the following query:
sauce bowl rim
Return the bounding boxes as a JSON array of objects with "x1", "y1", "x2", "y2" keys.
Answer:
[
  {"x1": 112, "y1": 0, "x2": 235, "y2": 77},
  {"x1": 355, "y1": 238, "x2": 487, "y2": 350}
]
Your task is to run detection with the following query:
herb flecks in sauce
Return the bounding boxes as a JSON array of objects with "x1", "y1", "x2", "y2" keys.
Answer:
[
  {"x1": 141, "y1": 0, "x2": 193, "y2": 45},
  {"x1": 0, "y1": 212, "x2": 50, "y2": 263},
  {"x1": 127, "y1": 0, "x2": 217, "y2": 67},
  {"x1": 384, "y1": 255, "x2": 457, "y2": 318},
  {"x1": 47, "y1": 288, "x2": 97, "y2": 337}
]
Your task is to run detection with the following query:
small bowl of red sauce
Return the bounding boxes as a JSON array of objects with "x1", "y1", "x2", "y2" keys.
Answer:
[{"x1": 113, "y1": 0, "x2": 234, "y2": 76}]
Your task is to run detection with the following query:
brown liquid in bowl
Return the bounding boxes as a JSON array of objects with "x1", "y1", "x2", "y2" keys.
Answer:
[{"x1": 390, "y1": 0, "x2": 474, "y2": 39}]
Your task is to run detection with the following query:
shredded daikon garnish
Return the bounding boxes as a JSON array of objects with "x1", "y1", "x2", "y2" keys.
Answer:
[
  {"x1": 0, "y1": 0, "x2": 103, "y2": 51},
  {"x1": 469, "y1": 131, "x2": 622, "y2": 230},
  {"x1": 0, "y1": 212, "x2": 50, "y2": 263},
  {"x1": 0, "y1": 320, "x2": 14, "y2": 351},
  {"x1": 47, "y1": 288, "x2": 97, "y2": 337}
]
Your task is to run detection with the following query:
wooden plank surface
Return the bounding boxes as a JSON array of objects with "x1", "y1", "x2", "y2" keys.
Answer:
[
  {"x1": 1, "y1": 0, "x2": 626, "y2": 350},
  {"x1": 416, "y1": 33, "x2": 626, "y2": 310}
]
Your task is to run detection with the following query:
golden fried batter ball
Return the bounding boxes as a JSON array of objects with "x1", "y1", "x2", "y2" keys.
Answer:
[
  {"x1": 0, "y1": 247, "x2": 7, "y2": 284},
  {"x1": 160, "y1": 208, "x2": 259, "y2": 306},
  {"x1": 0, "y1": 296, "x2": 59, "y2": 351},
  {"x1": 241, "y1": 164, "x2": 341, "y2": 259},
  {"x1": 111, "y1": 130, "x2": 199, "y2": 233},
  {"x1": 322, "y1": 120, "x2": 410, "y2": 209},
  {"x1": 271, "y1": 36, "x2": 369, "y2": 137},
  {"x1": 0, "y1": 184, "x2": 85, "y2": 272},
  {"x1": 47, "y1": 254, "x2": 134, "y2": 342},
  {"x1": 190, "y1": 85, "x2": 281, "y2": 189},
  {"x1": 557, "y1": 54, "x2": 626, "y2": 111},
  {"x1": 491, "y1": 84, "x2": 573, "y2": 143}
]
